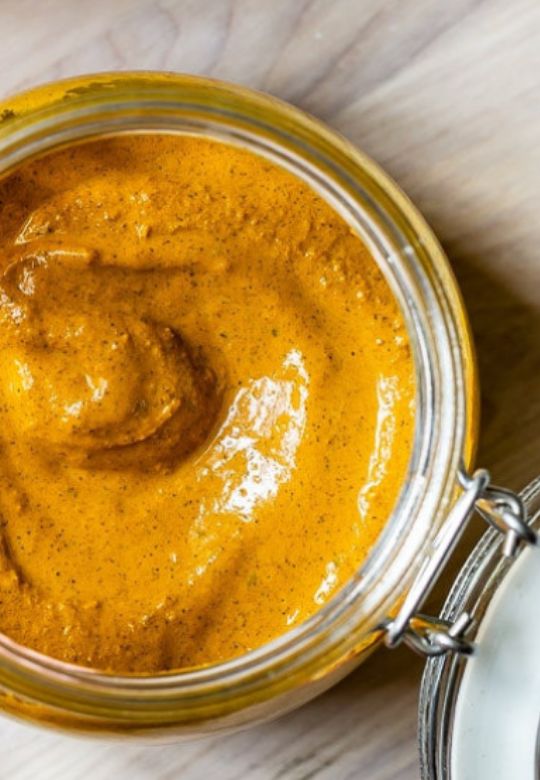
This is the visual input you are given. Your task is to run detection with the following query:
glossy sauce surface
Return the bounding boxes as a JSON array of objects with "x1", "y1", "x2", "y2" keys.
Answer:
[{"x1": 0, "y1": 135, "x2": 414, "y2": 671}]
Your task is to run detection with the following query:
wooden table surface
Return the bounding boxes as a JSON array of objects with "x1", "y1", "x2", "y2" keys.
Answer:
[{"x1": 0, "y1": 1, "x2": 539, "y2": 778}]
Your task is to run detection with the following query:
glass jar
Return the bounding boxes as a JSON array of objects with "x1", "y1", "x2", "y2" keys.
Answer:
[{"x1": 0, "y1": 71, "x2": 499, "y2": 737}]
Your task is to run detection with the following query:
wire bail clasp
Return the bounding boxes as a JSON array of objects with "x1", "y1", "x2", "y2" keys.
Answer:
[{"x1": 383, "y1": 466, "x2": 538, "y2": 657}]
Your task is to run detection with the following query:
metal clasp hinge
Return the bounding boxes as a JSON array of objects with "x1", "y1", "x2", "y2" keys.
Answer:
[{"x1": 382, "y1": 466, "x2": 538, "y2": 658}]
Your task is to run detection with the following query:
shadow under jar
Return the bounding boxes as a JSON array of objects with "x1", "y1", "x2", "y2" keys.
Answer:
[{"x1": 0, "y1": 72, "x2": 521, "y2": 740}]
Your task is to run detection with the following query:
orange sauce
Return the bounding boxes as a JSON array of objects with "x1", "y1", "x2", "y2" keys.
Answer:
[{"x1": 0, "y1": 135, "x2": 414, "y2": 671}]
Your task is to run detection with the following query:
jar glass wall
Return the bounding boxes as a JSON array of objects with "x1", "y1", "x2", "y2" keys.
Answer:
[{"x1": 0, "y1": 72, "x2": 477, "y2": 736}]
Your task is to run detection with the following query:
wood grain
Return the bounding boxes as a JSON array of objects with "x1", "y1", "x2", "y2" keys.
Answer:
[{"x1": 0, "y1": 0, "x2": 539, "y2": 777}]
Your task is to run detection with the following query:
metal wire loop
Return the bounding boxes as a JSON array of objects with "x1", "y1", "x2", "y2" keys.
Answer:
[
  {"x1": 402, "y1": 613, "x2": 475, "y2": 657},
  {"x1": 475, "y1": 483, "x2": 537, "y2": 556}
]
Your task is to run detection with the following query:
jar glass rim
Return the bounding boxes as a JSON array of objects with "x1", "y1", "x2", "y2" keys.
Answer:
[{"x1": 0, "y1": 72, "x2": 476, "y2": 720}]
